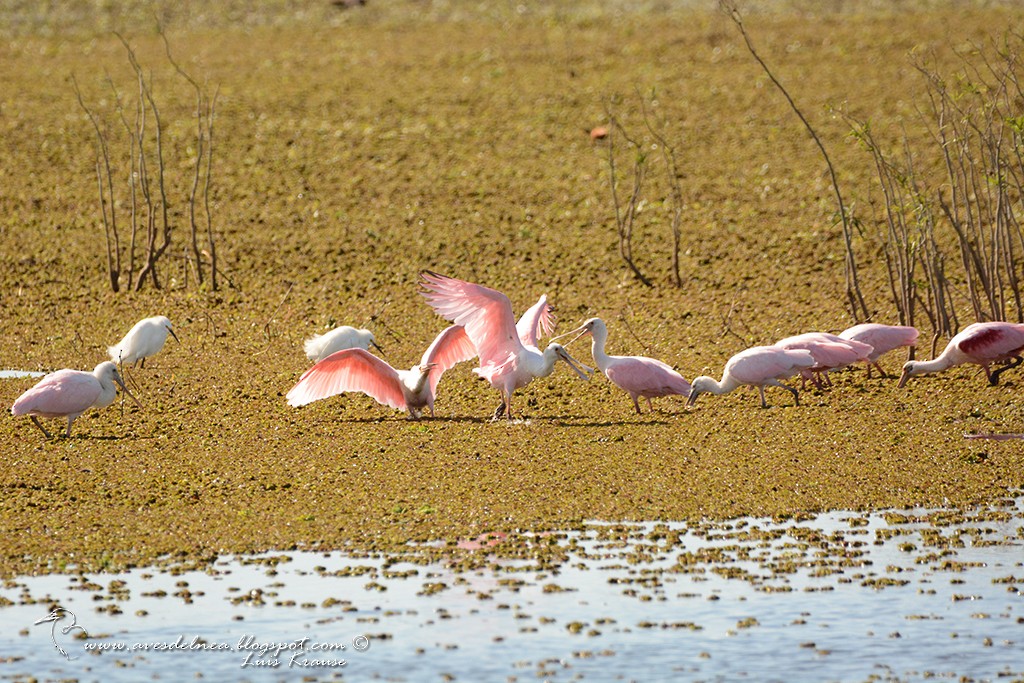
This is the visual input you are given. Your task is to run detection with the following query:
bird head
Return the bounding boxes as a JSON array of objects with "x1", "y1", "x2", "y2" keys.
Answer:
[
  {"x1": 550, "y1": 317, "x2": 601, "y2": 348},
  {"x1": 34, "y1": 609, "x2": 64, "y2": 625},
  {"x1": 897, "y1": 361, "x2": 918, "y2": 388},
  {"x1": 548, "y1": 343, "x2": 593, "y2": 380},
  {"x1": 686, "y1": 377, "x2": 714, "y2": 407},
  {"x1": 96, "y1": 362, "x2": 143, "y2": 408}
]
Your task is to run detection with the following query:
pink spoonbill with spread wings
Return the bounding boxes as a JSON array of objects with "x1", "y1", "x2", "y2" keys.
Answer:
[
  {"x1": 774, "y1": 332, "x2": 873, "y2": 389},
  {"x1": 11, "y1": 361, "x2": 141, "y2": 439},
  {"x1": 687, "y1": 345, "x2": 816, "y2": 408},
  {"x1": 898, "y1": 321, "x2": 1024, "y2": 387},
  {"x1": 420, "y1": 272, "x2": 592, "y2": 420},
  {"x1": 555, "y1": 317, "x2": 691, "y2": 413},
  {"x1": 839, "y1": 323, "x2": 919, "y2": 378},
  {"x1": 286, "y1": 325, "x2": 476, "y2": 420}
]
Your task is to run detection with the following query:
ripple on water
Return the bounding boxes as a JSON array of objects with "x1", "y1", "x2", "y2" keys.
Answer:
[{"x1": 1, "y1": 498, "x2": 1022, "y2": 682}]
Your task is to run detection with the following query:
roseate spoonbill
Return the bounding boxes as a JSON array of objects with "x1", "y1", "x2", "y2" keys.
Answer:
[
  {"x1": 303, "y1": 325, "x2": 383, "y2": 363},
  {"x1": 11, "y1": 361, "x2": 141, "y2": 439},
  {"x1": 420, "y1": 272, "x2": 592, "y2": 420},
  {"x1": 839, "y1": 323, "x2": 919, "y2": 378},
  {"x1": 774, "y1": 332, "x2": 873, "y2": 388},
  {"x1": 108, "y1": 316, "x2": 179, "y2": 367},
  {"x1": 286, "y1": 325, "x2": 476, "y2": 420},
  {"x1": 898, "y1": 321, "x2": 1024, "y2": 387},
  {"x1": 687, "y1": 346, "x2": 816, "y2": 408},
  {"x1": 555, "y1": 317, "x2": 691, "y2": 413}
]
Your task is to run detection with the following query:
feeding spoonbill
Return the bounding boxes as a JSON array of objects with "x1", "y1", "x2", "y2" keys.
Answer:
[
  {"x1": 286, "y1": 325, "x2": 476, "y2": 420},
  {"x1": 303, "y1": 325, "x2": 383, "y2": 363},
  {"x1": 108, "y1": 316, "x2": 179, "y2": 367},
  {"x1": 555, "y1": 317, "x2": 691, "y2": 413},
  {"x1": 774, "y1": 332, "x2": 873, "y2": 388},
  {"x1": 11, "y1": 361, "x2": 141, "y2": 439},
  {"x1": 898, "y1": 321, "x2": 1024, "y2": 387},
  {"x1": 838, "y1": 323, "x2": 919, "y2": 378},
  {"x1": 687, "y1": 346, "x2": 816, "y2": 408},
  {"x1": 420, "y1": 272, "x2": 592, "y2": 420}
]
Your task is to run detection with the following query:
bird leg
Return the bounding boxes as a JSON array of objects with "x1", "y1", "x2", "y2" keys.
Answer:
[
  {"x1": 785, "y1": 384, "x2": 801, "y2": 406},
  {"x1": 64, "y1": 417, "x2": 75, "y2": 438},
  {"x1": 29, "y1": 416, "x2": 54, "y2": 440},
  {"x1": 631, "y1": 396, "x2": 642, "y2": 414},
  {"x1": 758, "y1": 386, "x2": 768, "y2": 409},
  {"x1": 989, "y1": 356, "x2": 1023, "y2": 385},
  {"x1": 646, "y1": 397, "x2": 654, "y2": 412}
]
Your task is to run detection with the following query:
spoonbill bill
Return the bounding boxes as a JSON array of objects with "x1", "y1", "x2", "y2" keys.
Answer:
[
  {"x1": 108, "y1": 316, "x2": 178, "y2": 367},
  {"x1": 420, "y1": 272, "x2": 592, "y2": 420},
  {"x1": 303, "y1": 325, "x2": 383, "y2": 363},
  {"x1": 774, "y1": 332, "x2": 873, "y2": 388},
  {"x1": 838, "y1": 323, "x2": 919, "y2": 378},
  {"x1": 687, "y1": 346, "x2": 816, "y2": 408},
  {"x1": 898, "y1": 321, "x2": 1024, "y2": 387},
  {"x1": 555, "y1": 317, "x2": 691, "y2": 413},
  {"x1": 11, "y1": 361, "x2": 141, "y2": 439},
  {"x1": 286, "y1": 325, "x2": 476, "y2": 420}
]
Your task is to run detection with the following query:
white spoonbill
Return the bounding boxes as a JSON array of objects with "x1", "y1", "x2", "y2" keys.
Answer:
[
  {"x1": 839, "y1": 323, "x2": 919, "y2": 378},
  {"x1": 555, "y1": 317, "x2": 691, "y2": 413},
  {"x1": 286, "y1": 325, "x2": 476, "y2": 420},
  {"x1": 898, "y1": 321, "x2": 1024, "y2": 387},
  {"x1": 108, "y1": 316, "x2": 179, "y2": 367},
  {"x1": 303, "y1": 325, "x2": 383, "y2": 363},
  {"x1": 11, "y1": 361, "x2": 141, "y2": 439},
  {"x1": 687, "y1": 345, "x2": 816, "y2": 408},
  {"x1": 774, "y1": 332, "x2": 873, "y2": 388},
  {"x1": 420, "y1": 272, "x2": 592, "y2": 420}
]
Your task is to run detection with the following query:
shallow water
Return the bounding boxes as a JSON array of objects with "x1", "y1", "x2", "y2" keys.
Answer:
[
  {"x1": 1, "y1": 500, "x2": 1022, "y2": 682},
  {"x1": 0, "y1": 370, "x2": 45, "y2": 379}
]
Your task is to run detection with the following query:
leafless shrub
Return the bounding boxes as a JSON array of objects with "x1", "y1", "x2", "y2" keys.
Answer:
[
  {"x1": 604, "y1": 104, "x2": 653, "y2": 288},
  {"x1": 721, "y1": 0, "x2": 870, "y2": 322},
  {"x1": 73, "y1": 31, "x2": 224, "y2": 293}
]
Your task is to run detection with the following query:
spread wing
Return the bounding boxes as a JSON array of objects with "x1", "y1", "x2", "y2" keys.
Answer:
[
  {"x1": 515, "y1": 294, "x2": 556, "y2": 348},
  {"x1": 420, "y1": 272, "x2": 522, "y2": 367},
  {"x1": 421, "y1": 325, "x2": 478, "y2": 395},
  {"x1": 286, "y1": 349, "x2": 406, "y2": 410}
]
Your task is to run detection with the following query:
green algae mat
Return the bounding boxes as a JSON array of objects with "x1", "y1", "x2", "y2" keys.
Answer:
[{"x1": 1, "y1": 2, "x2": 1023, "y2": 577}]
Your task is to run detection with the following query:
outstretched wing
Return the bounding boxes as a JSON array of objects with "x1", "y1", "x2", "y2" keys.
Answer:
[
  {"x1": 420, "y1": 272, "x2": 522, "y2": 367},
  {"x1": 286, "y1": 349, "x2": 406, "y2": 410},
  {"x1": 421, "y1": 325, "x2": 478, "y2": 395},
  {"x1": 515, "y1": 294, "x2": 556, "y2": 348}
]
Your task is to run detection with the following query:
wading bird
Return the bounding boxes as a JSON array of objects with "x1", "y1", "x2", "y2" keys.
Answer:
[
  {"x1": 687, "y1": 345, "x2": 816, "y2": 408},
  {"x1": 11, "y1": 361, "x2": 141, "y2": 439},
  {"x1": 555, "y1": 317, "x2": 691, "y2": 413},
  {"x1": 839, "y1": 323, "x2": 919, "y2": 378},
  {"x1": 286, "y1": 325, "x2": 476, "y2": 420},
  {"x1": 108, "y1": 316, "x2": 179, "y2": 367},
  {"x1": 774, "y1": 332, "x2": 873, "y2": 388},
  {"x1": 420, "y1": 272, "x2": 592, "y2": 420},
  {"x1": 898, "y1": 321, "x2": 1024, "y2": 387},
  {"x1": 303, "y1": 325, "x2": 383, "y2": 363}
]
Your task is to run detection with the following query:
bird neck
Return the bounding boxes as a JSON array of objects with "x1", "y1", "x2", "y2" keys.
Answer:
[{"x1": 589, "y1": 329, "x2": 611, "y2": 372}]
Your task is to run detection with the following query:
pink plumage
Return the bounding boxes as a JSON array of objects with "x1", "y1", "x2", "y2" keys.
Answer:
[
  {"x1": 420, "y1": 272, "x2": 591, "y2": 420},
  {"x1": 557, "y1": 317, "x2": 690, "y2": 413},
  {"x1": 286, "y1": 324, "x2": 476, "y2": 420},
  {"x1": 839, "y1": 323, "x2": 919, "y2": 378},
  {"x1": 688, "y1": 345, "x2": 817, "y2": 408},
  {"x1": 11, "y1": 361, "x2": 138, "y2": 439},
  {"x1": 774, "y1": 332, "x2": 873, "y2": 388},
  {"x1": 899, "y1": 321, "x2": 1024, "y2": 386}
]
